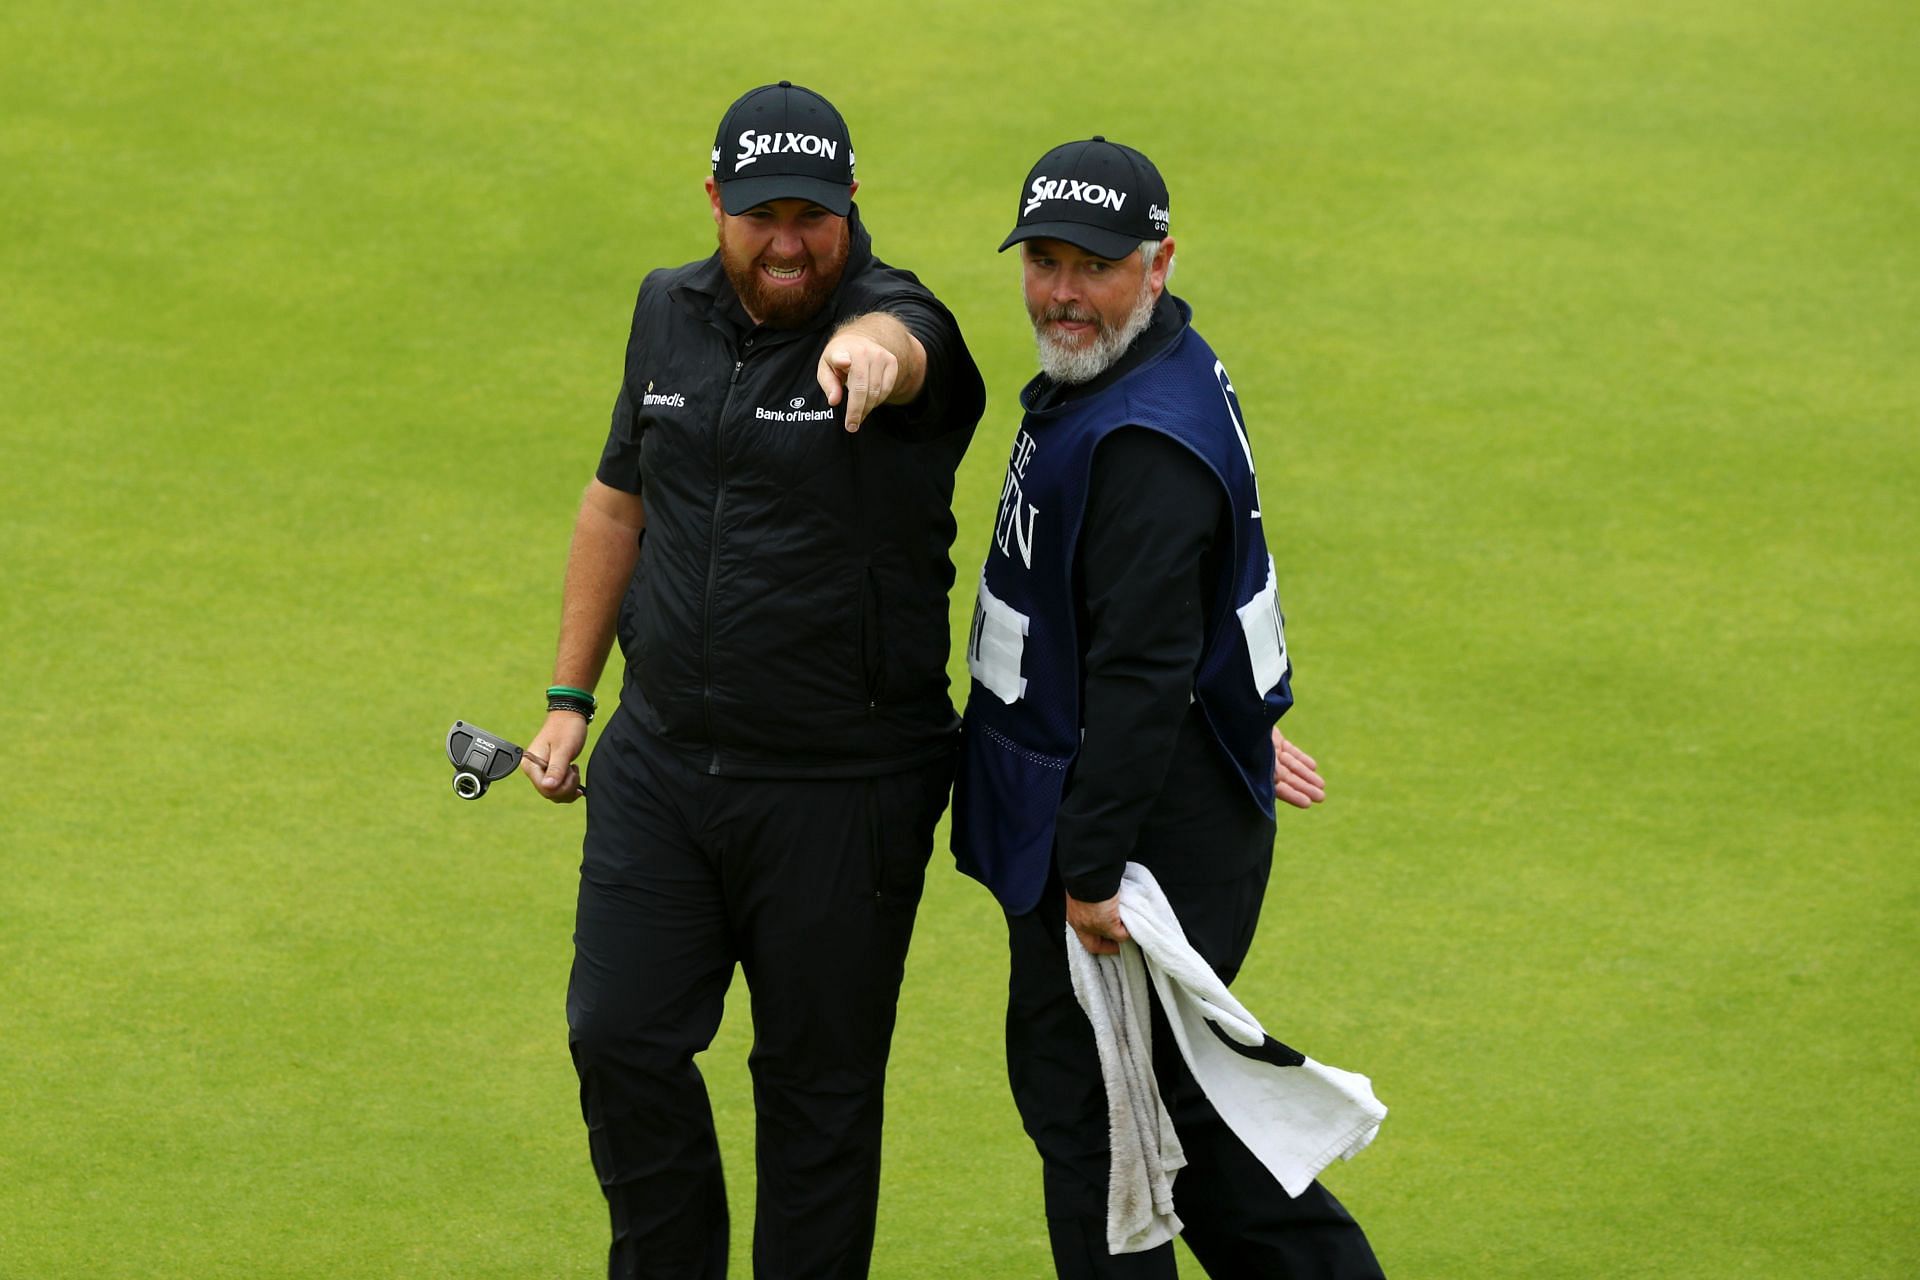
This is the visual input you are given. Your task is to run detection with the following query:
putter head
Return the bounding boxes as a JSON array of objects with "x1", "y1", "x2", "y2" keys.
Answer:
[{"x1": 445, "y1": 721, "x2": 525, "y2": 800}]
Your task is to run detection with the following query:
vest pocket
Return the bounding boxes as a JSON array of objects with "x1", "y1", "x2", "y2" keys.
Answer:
[{"x1": 952, "y1": 719, "x2": 1071, "y2": 915}]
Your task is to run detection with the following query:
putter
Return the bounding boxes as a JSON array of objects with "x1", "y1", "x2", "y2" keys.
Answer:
[{"x1": 445, "y1": 720, "x2": 584, "y2": 799}]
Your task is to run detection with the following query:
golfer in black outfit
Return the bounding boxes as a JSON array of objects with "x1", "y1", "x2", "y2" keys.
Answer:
[
  {"x1": 953, "y1": 139, "x2": 1385, "y2": 1278},
  {"x1": 519, "y1": 83, "x2": 984, "y2": 1279}
]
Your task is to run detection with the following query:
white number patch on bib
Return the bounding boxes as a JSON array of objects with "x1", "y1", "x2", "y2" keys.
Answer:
[
  {"x1": 967, "y1": 576, "x2": 1031, "y2": 705},
  {"x1": 1235, "y1": 556, "x2": 1289, "y2": 697}
]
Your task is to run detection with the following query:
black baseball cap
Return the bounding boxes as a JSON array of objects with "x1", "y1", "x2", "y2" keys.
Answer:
[
  {"x1": 711, "y1": 81, "x2": 855, "y2": 216},
  {"x1": 999, "y1": 136, "x2": 1171, "y2": 259}
]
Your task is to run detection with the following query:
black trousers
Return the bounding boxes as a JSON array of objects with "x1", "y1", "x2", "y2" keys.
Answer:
[
  {"x1": 1005, "y1": 815, "x2": 1385, "y2": 1278},
  {"x1": 568, "y1": 716, "x2": 951, "y2": 1280}
]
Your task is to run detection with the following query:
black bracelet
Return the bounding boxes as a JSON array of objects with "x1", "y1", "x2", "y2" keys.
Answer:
[{"x1": 548, "y1": 696, "x2": 596, "y2": 723}]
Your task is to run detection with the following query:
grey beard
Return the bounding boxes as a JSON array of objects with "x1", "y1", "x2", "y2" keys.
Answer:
[{"x1": 1034, "y1": 283, "x2": 1157, "y2": 385}]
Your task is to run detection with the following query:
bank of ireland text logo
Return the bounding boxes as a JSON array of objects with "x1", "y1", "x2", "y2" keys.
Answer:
[{"x1": 753, "y1": 397, "x2": 835, "y2": 423}]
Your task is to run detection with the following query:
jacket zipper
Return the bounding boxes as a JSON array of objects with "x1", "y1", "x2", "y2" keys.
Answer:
[{"x1": 704, "y1": 356, "x2": 744, "y2": 775}]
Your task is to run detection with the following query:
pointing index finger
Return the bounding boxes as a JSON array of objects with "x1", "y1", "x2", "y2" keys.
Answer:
[
  {"x1": 844, "y1": 369, "x2": 871, "y2": 432},
  {"x1": 817, "y1": 350, "x2": 847, "y2": 405}
]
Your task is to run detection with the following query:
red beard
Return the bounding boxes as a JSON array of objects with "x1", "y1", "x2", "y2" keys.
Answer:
[{"x1": 718, "y1": 224, "x2": 851, "y2": 328}]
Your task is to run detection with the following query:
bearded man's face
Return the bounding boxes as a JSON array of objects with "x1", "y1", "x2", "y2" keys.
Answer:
[
  {"x1": 715, "y1": 198, "x2": 851, "y2": 328},
  {"x1": 1020, "y1": 238, "x2": 1167, "y2": 384}
]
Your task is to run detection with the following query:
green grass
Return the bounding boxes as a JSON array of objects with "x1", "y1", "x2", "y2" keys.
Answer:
[{"x1": 4, "y1": 1, "x2": 1915, "y2": 1276}]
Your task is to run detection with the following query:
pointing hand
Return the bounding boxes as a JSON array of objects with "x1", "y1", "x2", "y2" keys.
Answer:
[{"x1": 817, "y1": 336, "x2": 900, "y2": 433}]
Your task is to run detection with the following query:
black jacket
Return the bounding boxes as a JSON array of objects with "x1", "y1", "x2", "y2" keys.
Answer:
[{"x1": 596, "y1": 208, "x2": 985, "y2": 776}]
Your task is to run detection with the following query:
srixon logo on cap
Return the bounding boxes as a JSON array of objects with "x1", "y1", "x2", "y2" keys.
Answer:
[
  {"x1": 735, "y1": 129, "x2": 841, "y2": 169},
  {"x1": 1024, "y1": 176, "x2": 1129, "y2": 217}
]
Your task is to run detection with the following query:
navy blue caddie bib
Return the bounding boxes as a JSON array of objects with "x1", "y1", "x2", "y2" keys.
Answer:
[{"x1": 952, "y1": 306, "x2": 1294, "y2": 914}]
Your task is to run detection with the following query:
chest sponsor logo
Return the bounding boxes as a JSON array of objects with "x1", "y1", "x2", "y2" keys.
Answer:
[
  {"x1": 735, "y1": 129, "x2": 840, "y2": 169},
  {"x1": 1024, "y1": 176, "x2": 1128, "y2": 217},
  {"x1": 755, "y1": 396, "x2": 836, "y2": 423},
  {"x1": 641, "y1": 380, "x2": 685, "y2": 408}
]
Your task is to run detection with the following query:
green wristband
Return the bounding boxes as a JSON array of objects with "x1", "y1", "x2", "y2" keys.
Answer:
[{"x1": 547, "y1": 685, "x2": 597, "y2": 706}]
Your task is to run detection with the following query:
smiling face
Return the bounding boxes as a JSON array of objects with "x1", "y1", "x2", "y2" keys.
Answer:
[
  {"x1": 707, "y1": 177, "x2": 856, "y2": 328},
  {"x1": 1020, "y1": 236, "x2": 1174, "y2": 383}
]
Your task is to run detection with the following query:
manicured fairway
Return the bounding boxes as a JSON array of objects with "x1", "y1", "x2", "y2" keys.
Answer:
[{"x1": 3, "y1": 2, "x2": 1915, "y2": 1276}]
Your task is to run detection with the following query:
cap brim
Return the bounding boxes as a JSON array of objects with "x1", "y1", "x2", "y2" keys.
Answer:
[
  {"x1": 719, "y1": 174, "x2": 852, "y2": 216},
  {"x1": 998, "y1": 221, "x2": 1143, "y2": 260}
]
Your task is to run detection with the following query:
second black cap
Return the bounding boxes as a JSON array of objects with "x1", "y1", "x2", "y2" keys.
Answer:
[{"x1": 999, "y1": 136, "x2": 1170, "y2": 259}]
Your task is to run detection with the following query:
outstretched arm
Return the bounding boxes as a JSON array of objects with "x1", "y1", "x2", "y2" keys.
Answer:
[{"x1": 816, "y1": 312, "x2": 929, "y2": 433}]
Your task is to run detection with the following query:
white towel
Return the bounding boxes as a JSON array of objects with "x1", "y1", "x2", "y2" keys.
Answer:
[
  {"x1": 1066, "y1": 917, "x2": 1187, "y2": 1253},
  {"x1": 1067, "y1": 863, "x2": 1387, "y2": 1254}
]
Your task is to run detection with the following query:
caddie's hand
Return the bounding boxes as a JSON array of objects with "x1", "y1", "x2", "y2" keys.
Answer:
[
  {"x1": 522, "y1": 709, "x2": 589, "y2": 804},
  {"x1": 1065, "y1": 891, "x2": 1131, "y2": 956},
  {"x1": 1271, "y1": 726, "x2": 1326, "y2": 809},
  {"x1": 817, "y1": 334, "x2": 899, "y2": 434}
]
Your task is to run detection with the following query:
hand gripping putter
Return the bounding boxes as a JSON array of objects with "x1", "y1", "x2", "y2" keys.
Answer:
[{"x1": 444, "y1": 721, "x2": 584, "y2": 800}]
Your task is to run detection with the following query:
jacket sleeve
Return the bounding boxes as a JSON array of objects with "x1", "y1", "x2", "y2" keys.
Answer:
[
  {"x1": 1055, "y1": 427, "x2": 1225, "y2": 903},
  {"x1": 844, "y1": 274, "x2": 986, "y2": 442}
]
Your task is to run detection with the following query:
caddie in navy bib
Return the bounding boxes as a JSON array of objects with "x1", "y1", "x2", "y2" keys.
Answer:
[{"x1": 952, "y1": 297, "x2": 1291, "y2": 914}]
